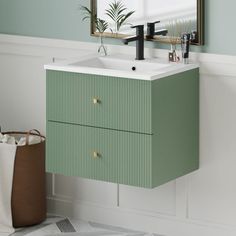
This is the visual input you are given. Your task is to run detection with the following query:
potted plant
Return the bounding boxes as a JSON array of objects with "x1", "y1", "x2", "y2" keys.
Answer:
[{"x1": 80, "y1": 5, "x2": 109, "y2": 56}]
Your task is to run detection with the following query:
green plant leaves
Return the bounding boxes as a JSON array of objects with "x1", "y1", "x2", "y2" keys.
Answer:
[
  {"x1": 105, "y1": 0, "x2": 135, "y2": 32},
  {"x1": 80, "y1": 6, "x2": 93, "y2": 22},
  {"x1": 80, "y1": 5, "x2": 108, "y2": 34},
  {"x1": 96, "y1": 18, "x2": 109, "y2": 33},
  {"x1": 80, "y1": 1, "x2": 135, "y2": 35}
]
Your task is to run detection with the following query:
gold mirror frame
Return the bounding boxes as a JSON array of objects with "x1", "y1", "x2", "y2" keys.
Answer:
[{"x1": 90, "y1": 0, "x2": 204, "y2": 45}]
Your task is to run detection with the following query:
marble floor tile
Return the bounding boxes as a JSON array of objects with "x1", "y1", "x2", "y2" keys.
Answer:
[{"x1": 9, "y1": 217, "x2": 162, "y2": 236}]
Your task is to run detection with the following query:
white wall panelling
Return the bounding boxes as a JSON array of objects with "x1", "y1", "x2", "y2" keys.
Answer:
[
  {"x1": 53, "y1": 175, "x2": 117, "y2": 207},
  {"x1": 0, "y1": 53, "x2": 48, "y2": 133},
  {"x1": 189, "y1": 74, "x2": 236, "y2": 225},
  {"x1": 1, "y1": 34, "x2": 236, "y2": 236},
  {"x1": 119, "y1": 182, "x2": 176, "y2": 216}
]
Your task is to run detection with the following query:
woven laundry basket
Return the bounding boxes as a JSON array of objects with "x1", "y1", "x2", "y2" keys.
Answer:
[{"x1": 3, "y1": 130, "x2": 46, "y2": 228}]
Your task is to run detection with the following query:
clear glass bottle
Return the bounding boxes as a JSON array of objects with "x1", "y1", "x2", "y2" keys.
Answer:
[{"x1": 98, "y1": 33, "x2": 107, "y2": 56}]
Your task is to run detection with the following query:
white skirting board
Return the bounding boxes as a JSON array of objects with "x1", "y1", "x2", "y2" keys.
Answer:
[{"x1": 0, "y1": 34, "x2": 236, "y2": 236}]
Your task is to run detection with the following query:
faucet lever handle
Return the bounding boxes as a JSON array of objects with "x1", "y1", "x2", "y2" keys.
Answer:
[
  {"x1": 130, "y1": 25, "x2": 144, "y2": 35},
  {"x1": 146, "y1": 20, "x2": 162, "y2": 39},
  {"x1": 131, "y1": 24, "x2": 144, "y2": 29},
  {"x1": 147, "y1": 21, "x2": 160, "y2": 27}
]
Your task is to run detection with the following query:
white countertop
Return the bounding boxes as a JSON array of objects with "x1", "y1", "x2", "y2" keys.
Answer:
[{"x1": 44, "y1": 54, "x2": 199, "y2": 81}]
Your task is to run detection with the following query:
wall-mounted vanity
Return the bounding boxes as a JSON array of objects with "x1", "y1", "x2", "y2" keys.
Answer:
[
  {"x1": 90, "y1": 0, "x2": 204, "y2": 45},
  {"x1": 45, "y1": 55, "x2": 199, "y2": 188},
  {"x1": 44, "y1": 0, "x2": 201, "y2": 189}
]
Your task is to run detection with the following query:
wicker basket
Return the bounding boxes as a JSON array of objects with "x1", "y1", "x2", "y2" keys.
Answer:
[{"x1": 3, "y1": 130, "x2": 46, "y2": 228}]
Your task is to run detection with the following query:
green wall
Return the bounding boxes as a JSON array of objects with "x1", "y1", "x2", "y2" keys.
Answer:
[{"x1": 0, "y1": 0, "x2": 235, "y2": 55}]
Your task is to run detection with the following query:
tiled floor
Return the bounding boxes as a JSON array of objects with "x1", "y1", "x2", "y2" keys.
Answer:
[{"x1": 10, "y1": 216, "x2": 161, "y2": 236}]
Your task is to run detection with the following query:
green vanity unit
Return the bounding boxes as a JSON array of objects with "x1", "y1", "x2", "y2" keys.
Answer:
[{"x1": 45, "y1": 56, "x2": 199, "y2": 188}]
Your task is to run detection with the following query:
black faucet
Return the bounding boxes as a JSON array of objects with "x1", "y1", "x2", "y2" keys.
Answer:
[
  {"x1": 122, "y1": 25, "x2": 144, "y2": 60},
  {"x1": 146, "y1": 21, "x2": 168, "y2": 40}
]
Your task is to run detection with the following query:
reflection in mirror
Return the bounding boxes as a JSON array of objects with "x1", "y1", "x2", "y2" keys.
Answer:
[{"x1": 91, "y1": 0, "x2": 204, "y2": 45}]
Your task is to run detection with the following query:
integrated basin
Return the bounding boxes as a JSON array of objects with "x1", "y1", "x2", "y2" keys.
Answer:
[
  {"x1": 69, "y1": 57, "x2": 171, "y2": 73},
  {"x1": 44, "y1": 54, "x2": 198, "y2": 80}
]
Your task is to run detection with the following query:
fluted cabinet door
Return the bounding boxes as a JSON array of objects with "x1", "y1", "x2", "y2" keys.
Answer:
[
  {"x1": 47, "y1": 71, "x2": 152, "y2": 134},
  {"x1": 47, "y1": 122, "x2": 152, "y2": 188}
]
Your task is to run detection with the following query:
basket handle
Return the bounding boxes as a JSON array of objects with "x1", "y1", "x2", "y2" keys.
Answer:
[{"x1": 25, "y1": 129, "x2": 43, "y2": 145}]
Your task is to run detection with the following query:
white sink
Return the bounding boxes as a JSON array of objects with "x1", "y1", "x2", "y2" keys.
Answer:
[
  {"x1": 69, "y1": 57, "x2": 171, "y2": 73},
  {"x1": 44, "y1": 54, "x2": 198, "y2": 81}
]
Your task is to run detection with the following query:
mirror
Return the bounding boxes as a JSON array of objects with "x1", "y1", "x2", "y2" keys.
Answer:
[{"x1": 90, "y1": 0, "x2": 204, "y2": 45}]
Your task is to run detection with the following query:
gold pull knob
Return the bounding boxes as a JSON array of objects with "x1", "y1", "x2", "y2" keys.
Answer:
[
  {"x1": 92, "y1": 151, "x2": 100, "y2": 159},
  {"x1": 93, "y1": 98, "x2": 100, "y2": 104}
]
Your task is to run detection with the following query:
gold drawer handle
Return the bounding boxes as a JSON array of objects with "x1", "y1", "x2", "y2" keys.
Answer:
[
  {"x1": 93, "y1": 98, "x2": 100, "y2": 104},
  {"x1": 92, "y1": 151, "x2": 101, "y2": 159}
]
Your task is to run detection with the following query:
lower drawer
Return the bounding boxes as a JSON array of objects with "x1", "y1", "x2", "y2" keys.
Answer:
[{"x1": 46, "y1": 122, "x2": 152, "y2": 188}]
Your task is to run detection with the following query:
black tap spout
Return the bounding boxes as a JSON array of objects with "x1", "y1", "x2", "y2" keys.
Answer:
[
  {"x1": 122, "y1": 25, "x2": 144, "y2": 60},
  {"x1": 122, "y1": 35, "x2": 139, "y2": 45},
  {"x1": 154, "y1": 29, "x2": 168, "y2": 36},
  {"x1": 146, "y1": 21, "x2": 168, "y2": 40}
]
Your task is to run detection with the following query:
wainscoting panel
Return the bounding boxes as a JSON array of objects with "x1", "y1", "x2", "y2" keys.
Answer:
[
  {"x1": 119, "y1": 182, "x2": 176, "y2": 216},
  {"x1": 1, "y1": 34, "x2": 236, "y2": 236},
  {"x1": 53, "y1": 175, "x2": 118, "y2": 207},
  {"x1": 188, "y1": 74, "x2": 236, "y2": 225}
]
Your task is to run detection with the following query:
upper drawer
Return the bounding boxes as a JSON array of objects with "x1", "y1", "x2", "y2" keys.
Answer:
[{"x1": 46, "y1": 71, "x2": 152, "y2": 134}]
